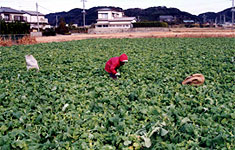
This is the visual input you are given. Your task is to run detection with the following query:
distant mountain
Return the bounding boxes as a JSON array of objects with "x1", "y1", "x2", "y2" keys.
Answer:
[
  {"x1": 45, "y1": 6, "x2": 122, "y2": 26},
  {"x1": 198, "y1": 7, "x2": 234, "y2": 23},
  {"x1": 45, "y1": 6, "x2": 235, "y2": 26},
  {"x1": 45, "y1": 6, "x2": 199, "y2": 26},
  {"x1": 125, "y1": 6, "x2": 199, "y2": 22}
]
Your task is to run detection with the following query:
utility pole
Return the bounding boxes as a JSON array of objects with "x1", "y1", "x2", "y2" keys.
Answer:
[
  {"x1": 232, "y1": 0, "x2": 235, "y2": 28},
  {"x1": 56, "y1": 15, "x2": 58, "y2": 28},
  {"x1": 203, "y1": 14, "x2": 206, "y2": 24},
  {"x1": 81, "y1": 0, "x2": 86, "y2": 27},
  {"x1": 36, "y1": 2, "x2": 39, "y2": 32},
  {"x1": 224, "y1": 14, "x2": 226, "y2": 24},
  {"x1": 220, "y1": 15, "x2": 222, "y2": 24}
]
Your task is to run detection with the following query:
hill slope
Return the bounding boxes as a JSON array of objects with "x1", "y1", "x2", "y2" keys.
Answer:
[
  {"x1": 199, "y1": 7, "x2": 234, "y2": 23},
  {"x1": 45, "y1": 6, "x2": 199, "y2": 26}
]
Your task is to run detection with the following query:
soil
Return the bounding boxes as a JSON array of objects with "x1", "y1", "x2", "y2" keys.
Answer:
[{"x1": 36, "y1": 28, "x2": 235, "y2": 43}]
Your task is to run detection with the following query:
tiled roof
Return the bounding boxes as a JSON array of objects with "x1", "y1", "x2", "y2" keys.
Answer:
[
  {"x1": 98, "y1": 8, "x2": 122, "y2": 12},
  {"x1": 0, "y1": 7, "x2": 24, "y2": 14},
  {"x1": 21, "y1": 10, "x2": 44, "y2": 16}
]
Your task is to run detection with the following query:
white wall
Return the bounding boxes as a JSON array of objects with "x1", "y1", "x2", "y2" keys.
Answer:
[
  {"x1": 96, "y1": 10, "x2": 135, "y2": 28},
  {"x1": 98, "y1": 10, "x2": 124, "y2": 20},
  {"x1": 23, "y1": 14, "x2": 48, "y2": 23},
  {"x1": 0, "y1": 13, "x2": 24, "y2": 21},
  {"x1": 23, "y1": 14, "x2": 30, "y2": 22}
]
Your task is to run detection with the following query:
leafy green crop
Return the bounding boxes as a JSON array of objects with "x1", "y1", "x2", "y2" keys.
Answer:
[{"x1": 0, "y1": 38, "x2": 234, "y2": 150}]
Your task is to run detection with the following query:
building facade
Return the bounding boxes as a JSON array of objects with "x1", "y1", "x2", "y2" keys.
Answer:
[
  {"x1": 0, "y1": 7, "x2": 50, "y2": 30},
  {"x1": 21, "y1": 10, "x2": 50, "y2": 29},
  {"x1": 0, "y1": 7, "x2": 26, "y2": 22},
  {"x1": 96, "y1": 8, "x2": 136, "y2": 28}
]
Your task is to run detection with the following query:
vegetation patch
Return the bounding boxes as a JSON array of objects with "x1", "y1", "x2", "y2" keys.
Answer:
[{"x1": 0, "y1": 38, "x2": 234, "y2": 149}]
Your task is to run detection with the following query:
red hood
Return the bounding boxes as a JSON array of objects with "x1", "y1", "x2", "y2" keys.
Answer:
[{"x1": 119, "y1": 53, "x2": 128, "y2": 62}]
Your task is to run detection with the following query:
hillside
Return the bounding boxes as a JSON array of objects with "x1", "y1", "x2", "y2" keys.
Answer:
[
  {"x1": 45, "y1": 6, "x2": 235, "y2": 26},
  {"x1": 199, "y1": 7, "x2": 234, "y2": 23},
  {"x1": 45, "y1": 6, "x2": 199, "y2": 26},
  {"x1": 45, "y1": 6, "x2": 122, "y2": 26},
  {"x1": 124, "y1": 7, "x2": 199, "y2": 22}
]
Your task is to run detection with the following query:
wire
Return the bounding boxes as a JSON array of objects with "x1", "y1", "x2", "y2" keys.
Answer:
[{"x1": 38, "y1": 4, "x2": 55, "y2": 13}]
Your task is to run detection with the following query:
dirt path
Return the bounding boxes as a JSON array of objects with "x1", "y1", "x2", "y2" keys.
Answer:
[{"x1": 36, "y1": 28, "x2": 235, "y2": 43}]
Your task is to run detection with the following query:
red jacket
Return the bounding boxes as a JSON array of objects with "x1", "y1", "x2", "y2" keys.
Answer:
[{"x1": 105, "y1": 54, "x2": 128, "y2": 74}]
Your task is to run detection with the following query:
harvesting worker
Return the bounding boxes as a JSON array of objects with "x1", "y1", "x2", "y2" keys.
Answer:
[{"x1": 105, "y1": 53, "x2": 128, "y2": 79}]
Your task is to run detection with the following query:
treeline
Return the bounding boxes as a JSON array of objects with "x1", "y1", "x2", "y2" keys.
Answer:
[{"x1": 0, "y1": 20, "x2": 30, "y2": 34}]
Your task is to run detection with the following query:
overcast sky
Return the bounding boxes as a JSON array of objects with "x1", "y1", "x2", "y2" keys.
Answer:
[{"x1": 0, "y1": 0, "x2": 233, "y2": 15}]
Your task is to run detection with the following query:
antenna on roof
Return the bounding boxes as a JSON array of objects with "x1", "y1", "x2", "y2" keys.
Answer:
[{"x1": 81, "y1": 0, "x2": 87, "y2": 27}]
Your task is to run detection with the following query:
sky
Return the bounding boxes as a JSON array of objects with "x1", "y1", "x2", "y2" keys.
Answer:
[{"x1": 0, "y1": 0, "x2": 233, "y2": 15}]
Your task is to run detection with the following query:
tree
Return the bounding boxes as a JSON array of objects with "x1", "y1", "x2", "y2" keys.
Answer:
[{"x1": 55, "y1": 17, "x2": 69, "y2": 35}]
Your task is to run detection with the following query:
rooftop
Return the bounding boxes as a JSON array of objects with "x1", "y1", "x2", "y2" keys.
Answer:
[
  {"x1": 98, "y1": 8, "x2": 122, "y2": 12},
  {"x1": 21, "y1": 10, "x2": 45, "y2": 16},
  {"x1": 0, "y1": 7, "x2": 24, "y2": 14}
]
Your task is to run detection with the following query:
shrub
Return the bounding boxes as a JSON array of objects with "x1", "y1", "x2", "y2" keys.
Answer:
[
  {"x1": 0, "y1": 36, "x2": 37, "y2": 46},
  {"x1": 42, "y1": 28, "x2": 56, "y2": 36},
  {"x1": 55, "y1": 18, "x2": 70, "y2": 35},
  {"x1": 0, "y1": 20, "x2": 30, "y2": 34},
  {"x1": 0, "y1": 38, "x2": 13, "y2": 47},
  {"x1": 17, "y1": 36, "x2": 37, "y2": 45},
  {"x1": 133, "y1": 21, "x2": 168, "y2": 28},
  {"x1": 70, "y1": 27, "x2": 88, "y2": 33}
]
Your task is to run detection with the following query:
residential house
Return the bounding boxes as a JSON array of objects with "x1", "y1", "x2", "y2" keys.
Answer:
[
  {"x1": 159, "y1": 15, "x2": 175, "y2": 22},
  {"x1": 0, "y1": 7, "x2": 26, "y2": 22},
  {"x1": 96, "y1": 8, "x2": 136, "y2": 28},
  {"x1": 0, "y1": 7, "x2": 50, "y2": 30},
  {"x1": 21, "y1": 10, "x2": 50, "y2": 29}
]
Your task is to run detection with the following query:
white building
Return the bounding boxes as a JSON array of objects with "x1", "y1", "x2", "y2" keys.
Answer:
[
  {"x1": 21, "y1": 10, "x2": 50, "y2": 30},
  {"x1": 96, "y1": 8, "x2": 136, "y2": 28},
  {"x1": 0, "y1": 7, "x2": 26, "y2": 22},
  {"x1": 0, "y1": 7, "x2": 50, "y2": 30}
]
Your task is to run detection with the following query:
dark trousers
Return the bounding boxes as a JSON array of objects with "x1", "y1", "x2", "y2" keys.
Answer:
[{"x1": 109, "y1": 73, "x2": 117, "y2": 79}]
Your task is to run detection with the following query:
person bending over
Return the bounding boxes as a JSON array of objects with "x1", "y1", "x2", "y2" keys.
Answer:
[{"x1": 105, "y1": 53, "x2": 128, "y2": 79}]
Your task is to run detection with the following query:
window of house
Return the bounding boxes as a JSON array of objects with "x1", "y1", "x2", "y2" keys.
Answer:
[
  {"x1": 103, "y1": 25, "x2": 108, "y2": 27},
  {"x1": 14, "y1": 16, "x2": 21, "y2": 21},
  {"x1": 23, "y1": 16, "x2": 27, "y2": 22},
  {"x1": 4, "y1": 14, "x2": 10, "y2": 21},
  {"x1": 100, "y1": 13, "x2": 108, "y2": 19}
]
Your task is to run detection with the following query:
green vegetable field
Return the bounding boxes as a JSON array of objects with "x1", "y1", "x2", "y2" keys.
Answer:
[{"x1": 0, "y1": 38, "x2": 234, "y2": 150}]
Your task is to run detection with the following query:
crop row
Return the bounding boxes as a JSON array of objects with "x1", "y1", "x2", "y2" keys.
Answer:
[{"x1": 0, "y1": 38, "x2": 234, "y2": 149}]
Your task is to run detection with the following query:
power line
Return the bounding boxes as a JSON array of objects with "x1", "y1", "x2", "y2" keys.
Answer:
[
  {"x1": 37, "y1": 4, "x2": 58, "y2": 27},
  {"x1": 38, "y1": 4, "x2": 56, "y2": 13}
]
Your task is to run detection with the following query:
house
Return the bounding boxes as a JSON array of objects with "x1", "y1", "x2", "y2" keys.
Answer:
[
  {"x1": 96, "y1": 8, "x2": 136, "y2": 28},
  {"x1": 0, "y1": 7, "x2": 50, "y2": 30},
  {"x1": 183, "y1": 20, "x2": 195, "y2": 24},
  {"x1": 21, "y1": 10, "x2": 50, "y2": 29},
  {"x1": 159, "y1": 15, "x2": 175, "y2": 22},
  {"x1": 0, "y1": 7, "x2": 26, "y2": 22}
]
